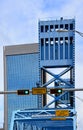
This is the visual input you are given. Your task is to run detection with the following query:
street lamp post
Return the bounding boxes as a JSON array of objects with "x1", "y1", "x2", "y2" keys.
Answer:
[{"x1": 56, "y1": 29, "x2": 83, "y2": 37}]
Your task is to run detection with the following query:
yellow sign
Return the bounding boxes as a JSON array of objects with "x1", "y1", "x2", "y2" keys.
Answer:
[
  {"x1": 56, "y1": 110, "x2": 69, "y2": 117},
  {"x1": 51, "y1": 117, "x2": 66, "y2": 120},
  {"x1": 32, "y1": 87, "x2": 46, "y2": 95}
]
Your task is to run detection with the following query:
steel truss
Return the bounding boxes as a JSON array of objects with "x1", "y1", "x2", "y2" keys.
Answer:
[
  {"x1": 10, "y1": 66, "x2": 76, "y2": 130},
  {"x1": 41, "y1": 65, "x2": 74, "y2": 109},
  {"x1": 10, "y1": 109, "x2": 76, "y2": 130}
]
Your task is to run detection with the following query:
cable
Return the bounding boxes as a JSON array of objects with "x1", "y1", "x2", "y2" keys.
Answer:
[
  {"x1": 75, "y1": 30, "x2": 83, "y2": 37},
  {"x1": 76, "y1": 96, "x2": 83, "y2": 102}
]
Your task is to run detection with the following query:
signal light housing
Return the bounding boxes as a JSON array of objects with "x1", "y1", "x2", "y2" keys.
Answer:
[
  {"x1": 17, "y1": 89, "x2": 29, "y2": 95},
  {"x1": 50, "y1": 88, "x2": 62, "y2": 95}
]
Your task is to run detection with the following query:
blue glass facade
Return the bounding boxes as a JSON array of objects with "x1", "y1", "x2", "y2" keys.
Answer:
[{"x1": 6, "y1": 53, "x2": 39, "y2": 129}]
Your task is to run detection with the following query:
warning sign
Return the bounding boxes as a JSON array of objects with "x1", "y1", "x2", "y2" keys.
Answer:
[
  {"x1": 32, "y1": 87, "x2": 46, "y2": 95},
  {"x1": 56, "y1": 110, "x2": 69, "y2": 117}
]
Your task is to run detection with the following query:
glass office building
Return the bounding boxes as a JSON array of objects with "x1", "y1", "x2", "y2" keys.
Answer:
[{"x1": 4, "y1": 43, "x2": 39, "y2": 130}]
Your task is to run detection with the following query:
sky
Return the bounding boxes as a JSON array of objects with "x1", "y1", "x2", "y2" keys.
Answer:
[{"x1": 0, "y1": 0, "x2": 83, "y2": 129}]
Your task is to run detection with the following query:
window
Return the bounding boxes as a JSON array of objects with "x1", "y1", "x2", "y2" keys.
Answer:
[
  {"x1": 60, "y1": 37, "x2": 63, "y2": 59},
  {"x1": 41, "y1": 38, "x2": 44, "y2": 45},
  {"x1": 60, "y1": 37, "x2": 63, "y2": 44},
  {"x1": 45, "y1": 25, "x2": 49, "y2": 32},
  {"x1": 60, "y1": 24, "x2": 63, "y2": 29},
  {"x1": 65, "y1": 24, "x2": 68, "y2": 30},
  {"x1": 45, "y1": 38, "x2": 49, "y2": 44},
  {"x1": 55, "y1": 38, "x2": 58, "y2": 59},
  {"x1": 41, "y1": 26, "x2": 44, "y2": 32},
  {"x1": 65, "y1": 37, "x2": 68, "y2": 44},
  {"x1": 55, "y1": 38, "x2": 58, "y2": 44},
  {"x1": 50, "y1": 25, "x2": 54, "y2": 32},
  {"x1": 41, "y1": 38, "x2": 44, "y2": 60},
  {"x1": 70, "y1": 24, "x2": 73, "y2": 30},
  {"x1": 50, "y1": 38, "x2": 53, "y2": 44},
  {"x1": 70, "y1": 37, "x2": 73, "y2": 44},
  {"x1": 45, "y1": 38, "x2": 49, "y2": 60},
  {"x1": 70, "y1": 37, "x2": 73, "y2": 59},
  {"x1": 50, "y1": 38, "x2": 54, "y2": 60},
  {"x1": 65, "y1": 37, "x2": 68, "y2": 59},
  {"x1": 55, "y1": 25, "x2": 58, "y2": 30}
]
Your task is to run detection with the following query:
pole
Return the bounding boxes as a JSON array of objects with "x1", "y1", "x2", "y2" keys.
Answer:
[
  {"x1": 0, "y1": 91, "x2": 17, "y2": 94},
  {"x1": 63, "y1": 88, "x2": 83, "y2": 92},
  {"x1": 0, "y1": 88, "x2": 83, "y2": 95}
]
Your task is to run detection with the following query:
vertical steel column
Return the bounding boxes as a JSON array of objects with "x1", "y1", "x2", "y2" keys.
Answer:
[{"x1": 42, "y1": 69, "x2": 47, "y2": 106}]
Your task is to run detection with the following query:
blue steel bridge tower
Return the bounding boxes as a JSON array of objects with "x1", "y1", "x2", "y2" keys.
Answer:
[
  {"x1": 10, "y1": 18, "x2": 76, "y2": 130},
  {"x1": 38, "y1": 17, "x2": 76, "y2": 129}
]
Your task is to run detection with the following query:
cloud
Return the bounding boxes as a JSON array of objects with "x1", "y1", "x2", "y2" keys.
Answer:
[
  {"x1": 0, "y1": 0, "x2": 83, "y2": 129},
  {"x1": 0, "y1": 0, "x2": 83, "y2": 45},
  {"x1": 0, "y1": 0, "x2": 46, "y2": 45}
]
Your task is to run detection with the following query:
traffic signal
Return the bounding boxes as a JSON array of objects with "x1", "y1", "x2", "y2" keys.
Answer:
[
  {"x1": 17, "y1": 89, "x2": 29, "y2": 95},
  {"x1": 50, "y1": 88, "x2": 62, "y2": 95}
]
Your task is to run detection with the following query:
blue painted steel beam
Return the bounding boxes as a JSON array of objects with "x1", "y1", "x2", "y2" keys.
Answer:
[{"x1": 10, "y1": 109, "x2": 76, "y2": 130}]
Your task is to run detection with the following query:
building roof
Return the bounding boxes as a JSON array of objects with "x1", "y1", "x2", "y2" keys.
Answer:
[{"x1": 4, "y1": 43, "x2": 39, "y2": 56}]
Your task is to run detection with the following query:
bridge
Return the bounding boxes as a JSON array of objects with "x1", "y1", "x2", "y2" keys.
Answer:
[{"x1": 9, "y1": 18, "x2": 76, "y2": 130}]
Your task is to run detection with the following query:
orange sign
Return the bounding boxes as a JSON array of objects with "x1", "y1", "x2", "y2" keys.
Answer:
[
  {"x1": 51, "y1": 117, "x2": 66, "y2": 120},
  {"x1": 56, "y1": 110, "x2": 69, "y2": 117},
  {"x1": 32, "y1": 87, "x2": 46, "y2": 95}
]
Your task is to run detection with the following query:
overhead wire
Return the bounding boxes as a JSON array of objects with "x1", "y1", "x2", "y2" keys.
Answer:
[
  {"x1": 75, "y1": 30, "x2": 83, "y2": 37},
  {"x1": 76, "y1": 96, "x2": 83, "y2": 102}
]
